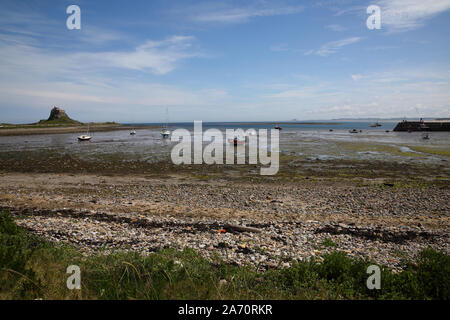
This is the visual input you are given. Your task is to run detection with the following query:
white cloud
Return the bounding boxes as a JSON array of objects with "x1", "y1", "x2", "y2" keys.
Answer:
[
  {"x1": 93, "y1": 36, "x2": 200, "y2": 74},
  {"x1": 0, "y1": 35, "x2": 200, "y2": 76},
  {"x1": 326, "y1": 24, "x2": 346, "y2": 31},
  {"x1": 253, "y1": 67, "x2": 450, "y2": 119},
  {"x1": 351, "y1": 74, "x2": 363, "y2": 81},
  {"x1": 377, "y1": 0, "x2": 450, "y2": 32},
  {"x1": 307, "y1": 37, "x2": 362, "y2": 57},
  {"x1": 0, "y1": 35, "x2": 223, "y2": 122},
  {"x1": 189, "y1": 2, "x2": 304, "y2": 24}
]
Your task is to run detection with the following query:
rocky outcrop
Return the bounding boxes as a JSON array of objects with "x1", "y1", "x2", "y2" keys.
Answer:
[
  {"x1": 47, "y1": 107, "x2": 69, "y2": 121},
  {"x1": 38, "y1": 107, "x2": 81, "y2": 125}
]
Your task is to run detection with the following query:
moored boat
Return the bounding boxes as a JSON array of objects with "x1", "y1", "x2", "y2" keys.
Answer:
[
  {"x1": 161, "y1": 129, "x2": 170, "y2": 139},
  {"x1": 77, "y1": 135, "x2": 92, "y2": 141},
  {"x1": 78, "y1": 125, "x2": 92, "y2": 141},
  {"x1": 161, "y1": 107, "x2": 171, "y2": 139}
]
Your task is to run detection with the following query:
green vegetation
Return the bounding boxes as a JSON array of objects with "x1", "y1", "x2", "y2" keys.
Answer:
[
  {"x1": 1, "y1": 210, "x2": 449, "y2": 300},
  {"x1": 37, "y1": 117, "x2": 82, "y2": 126},
  {"x1": 410, "y1": 146, "x2": 450, "y2": 157},
  {"x1": 321, "y1": 238, "x2": 338, "y2": 248},
  {"x1": 0, "y1": 121, "x2": 119, "y2": 129}
]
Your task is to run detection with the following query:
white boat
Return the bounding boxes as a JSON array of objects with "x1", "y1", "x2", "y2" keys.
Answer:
[
  {"x1": 78, "y1": 125, "x2": 92, "y2": 141},
  {"x1": 78, "y1": 135, "x2": 92, "y2": 141},
  {"x1": 370, "y1": 122, "x2": 382, "y2": 127},
  {"x1": 161, "y1": 129, "x2": 170, "y2": 138},
  {"x1": 130, "y1": 129, "x2": 136, "y2": 135},
  {"x1": 161, "y1": 107, "x2": 171, "y2": 139}
]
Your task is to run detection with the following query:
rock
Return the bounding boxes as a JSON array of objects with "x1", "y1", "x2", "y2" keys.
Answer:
[
  {"x1": 219, "y1": 279, "x2": 227, "y2": 286},
  {"x1": 47, "y1": 107, "x2": 69, "y2": 121}
]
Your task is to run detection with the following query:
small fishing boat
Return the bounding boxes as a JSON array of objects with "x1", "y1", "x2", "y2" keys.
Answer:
[
  {"x1": 161, "y1": 107, "x2": 171, "y2": 139},
  {"x1": 422, "y1": 133, "x2": 430, "y2": 140},
  {"x1": 274, "y1": 125, "x2": 282, "y2": 130},
  {"x1": 130, "y1": 129, "x2": 136, "y2": 135},
  {"x1": 349, "y1": 128, "x2": 358, "y2": 133},
  {"x1": 78, "y1": 125, "x2": 92, "y2": 141}
]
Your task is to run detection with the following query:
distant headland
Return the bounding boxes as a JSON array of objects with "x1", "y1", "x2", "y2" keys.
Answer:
[
  {"x1": 37, "y1": 106, "x2": 83, "y2": 125},
  {"x1": 0, "y1": 106, "x2": 155, "y2": 136}
]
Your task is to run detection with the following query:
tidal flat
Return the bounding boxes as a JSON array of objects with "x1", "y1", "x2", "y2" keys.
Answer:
[
  {"x1": 0, "y1": 129, "x2": 449, "y2": 299},
  {"x1": 0, "y1": 128, "x2": 448, "y2": 273}
]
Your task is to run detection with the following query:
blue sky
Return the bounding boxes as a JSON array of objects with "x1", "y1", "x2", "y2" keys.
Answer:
[{"x1": 0, "y1": 0, "x2": 449, "y2": 123}]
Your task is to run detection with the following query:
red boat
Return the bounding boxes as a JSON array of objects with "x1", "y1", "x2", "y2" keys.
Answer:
[{"x1": 274, "y1": 126, "x2": 282, "y2": 130}]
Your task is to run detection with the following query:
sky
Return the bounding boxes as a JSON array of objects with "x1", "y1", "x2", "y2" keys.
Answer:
[{"x1": 0, "y1": 0, "x2": 450, "y2": 123}]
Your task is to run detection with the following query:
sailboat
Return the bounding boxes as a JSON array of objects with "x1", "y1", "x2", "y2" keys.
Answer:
[
  {"x1": 78, "y1": 124, "x2": 92, "y2": 141},
  {"x1": 161, "y1": 107, "x2": 171, "y2": 139}
]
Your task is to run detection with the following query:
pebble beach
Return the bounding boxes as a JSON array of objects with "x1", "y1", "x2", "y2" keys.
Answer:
[{"x1": 1, "y1": 164, "x2": 448, "y2": 271}]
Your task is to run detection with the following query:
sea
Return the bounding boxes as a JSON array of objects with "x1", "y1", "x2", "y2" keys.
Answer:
[{"x1": 1, "y1": 121, "x2": 449, "y2": 165}]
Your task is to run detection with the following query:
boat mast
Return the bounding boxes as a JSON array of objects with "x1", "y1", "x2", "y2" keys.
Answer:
[{"x1": 165, "y1": 106, "x2": 169, "y2": 129}]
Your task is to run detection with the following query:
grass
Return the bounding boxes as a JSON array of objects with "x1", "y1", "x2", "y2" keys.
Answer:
[
  {"x1": 321, "y1": 238, "x2": 338, "y2": 249},
  {"x1": 1, "y1": 209, "x2": 449, "y2": 300},
  {"x1": 409, "y1": 146, "x2": 450, "y2": 157},
  {"x1": 0, "y1": 120, "x2": 119, "y2": 129}
]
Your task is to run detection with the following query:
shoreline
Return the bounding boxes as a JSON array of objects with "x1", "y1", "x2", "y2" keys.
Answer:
[
  {"x1": 1, "y1": 170, "x2": 448, "y2": 271},
  {"x1": 230, "y1": 122, "x2": 343, "y2": 126},
  {"x1": 0, "y1": 124, "x2": 159, "y2": 136},
  {"x1": 0, "y1": 148, "x2": 448, "y2": 272}
]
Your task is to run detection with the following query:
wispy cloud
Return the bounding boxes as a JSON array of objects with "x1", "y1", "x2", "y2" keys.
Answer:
[
  {"x1": 377, "y1": 0, "x2": 450, "y2": 32},
  {"x1": 0, "y1": 35, "x2": 200, "y2": 76},
  {"x1": 325, "y1": 24, "x2": 346, "y2": 31},
  {"x1": 0, "y1": 33, "x2": 217, "y2": 122},
  {"x1": 351, "y1": 74, "x2": 364, "y2": 81},
  {"x1": 188, "y1": 2, "x2": 304, "y2": 24},
  {"x1": 306, "y1": 37, "x2": 362, "y2": 56},
  {"x1": 256, "y1": 67, "x2": 450, "y2": 119},
  {"x1": 328, "y1": 0, "x2": 450, "y2": 32},
  {"x1": 92, "y1": 36, "x2": 200, "y2": 74},
  {"x1": 269, "y1": 43, "x2": 289, "y2": 52}
]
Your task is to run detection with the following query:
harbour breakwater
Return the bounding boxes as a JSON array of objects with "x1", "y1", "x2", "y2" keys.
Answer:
[{"x1": 393, "y1": 120, "x2": 450, "y2": 132}]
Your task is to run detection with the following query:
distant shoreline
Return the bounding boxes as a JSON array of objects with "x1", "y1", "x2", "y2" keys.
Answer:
[
  {"x1": 0, "y1": 124, "x2": 159, "y2": 136},
  {"x1": 230, "y1": 122, "x2": 343, "y2": 126}
]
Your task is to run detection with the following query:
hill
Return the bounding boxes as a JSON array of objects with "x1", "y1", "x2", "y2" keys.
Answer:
[{"x1": 37, "y1": 106, "x2": 82, "y2": 125}]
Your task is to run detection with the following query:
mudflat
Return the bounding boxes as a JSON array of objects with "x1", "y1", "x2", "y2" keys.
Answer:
[{"x1": 1, "y1": 150, "x2": 448, "y2": 271}]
